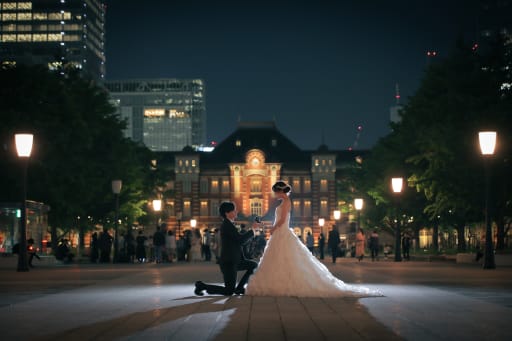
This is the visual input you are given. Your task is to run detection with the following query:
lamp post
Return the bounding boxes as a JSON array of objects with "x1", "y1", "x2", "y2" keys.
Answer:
[
  {"x1": 15, "y1": 133, "x2": 33, "y2": 272},
  {"x1": 354, "y1": 198, "x2": 363, "y2": 232},
  {"x1": 479, "y1": 131, "x2": 497, "y2": 269},
  {"x1": 176, "y1": 212, "x2": 182, "y2": 239},
  {"x1": 111, "y1": 180, "x2": 122, "y2": 263},
  {"x1": 391, "y1": 177, "x2": 403, "y2": 262},
  {"x1": 190, "y1": 218, "x2": 197, "y2": 229}
]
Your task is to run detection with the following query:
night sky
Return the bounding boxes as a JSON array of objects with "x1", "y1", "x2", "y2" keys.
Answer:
[{"x1": 104, "y1": 0, "x2": 479, "y2": 150}]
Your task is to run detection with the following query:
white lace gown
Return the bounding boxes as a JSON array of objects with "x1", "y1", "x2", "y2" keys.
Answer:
[{"x1": 246, "y1": 205, "x2": 381, "y2": 297}]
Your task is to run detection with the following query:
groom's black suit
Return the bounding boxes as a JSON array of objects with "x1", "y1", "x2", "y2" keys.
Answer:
[{"x1": 202, "y1": 218, "x2": 257, "y2": 295}]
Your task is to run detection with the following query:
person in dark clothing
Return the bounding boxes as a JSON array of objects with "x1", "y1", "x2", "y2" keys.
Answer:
[
  {"x1": 99, "y1": 229, "x2": 113, "y2": 263},
  {"x1": 194, "y1": 201, "x2": 258, "y2": 296},
  {"x1": 153, "y1": 225, "x2": 166, "y2": 263},
  {"x1": 369, "y1": 230, "x2": 379, "y2": 261},
  {"x1": 402, "y1": 233, "x2": 411, "y2": 260},
  {"x1": 318, "y1": 233, "x2": 325, "y2": 260},
  {"x1": 125, "y1": 230, "x2": 136, "y2": 263},
  {"x1": 136, "y1": 231, "x2": 147, "y2": 263},
  {"x1": 55, "y1": 238, "x2": 74, "y2": 263},
  {"x1": 27, "y1": 238, "x2": 40, "y2": 268},
  {"x1": 90, "y1": 232, "x2": 99, "y2": 263},
  {"x1": 327, "y1": 226, "x2": 340, "y2": 263}
]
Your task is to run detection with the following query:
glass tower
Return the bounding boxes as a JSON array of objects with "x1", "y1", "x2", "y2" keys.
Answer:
[
  {"x1": 0, "y1": 0, "x2": 106, "y2": 81},
  {"x1": 105, "y1": 79, "x2": 206, "y2": 152}
]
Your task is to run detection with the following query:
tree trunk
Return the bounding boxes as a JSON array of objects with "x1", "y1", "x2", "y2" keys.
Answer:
[
  {"x1": 432, "y1": 221, "x2": 439, "y2": 252},
  {"x1": 456, "y1": 221, "x2": 466, "y2": 252}
]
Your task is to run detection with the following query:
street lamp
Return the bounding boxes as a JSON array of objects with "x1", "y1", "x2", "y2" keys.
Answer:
[
  {"x1": 391, "y1": 177, "x2": 403, "y2": 262},
  {"x1": 354, "y1": 198, "x2": 363, "y2": 232},
  {"x1": 152, "y1": 199, "x2": 162, "y2": 231},
  {"x1": 15, "y1": 133, "x2": 33, "y2": 272},
  {"x1": 333, "y1": 210, "x2": 341, "y2": 221},
  {"x1": 479, "y1": 131, "x2": 497, "y2": 269},
  {"x1": 112, "y1": 180, "x2": 122, "y2": 263},
  {"x1": 318, "y1": 218, "x2": 325, "y2": 236},
  {"x1": 190, "y1": 218, "x2": 197, "y2": 229}
]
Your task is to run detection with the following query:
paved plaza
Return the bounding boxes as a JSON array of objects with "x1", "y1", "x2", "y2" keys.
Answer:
[{"x1": 0, "y1": 256, "x2": 511, "y2": 341}]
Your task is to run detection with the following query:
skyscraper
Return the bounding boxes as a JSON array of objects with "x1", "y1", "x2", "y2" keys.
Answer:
[
  {"x1": 105, "y1": 78, "x2": 206, "y2": 152},
  {"x1": 0, "y1": 0, "x2": 106, "y2": 82}
]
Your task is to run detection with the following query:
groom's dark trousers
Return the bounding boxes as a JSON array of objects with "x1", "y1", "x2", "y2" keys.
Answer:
[
  {"x1": 203, "y1": 218, "x2": 257, "y2": 295},
  {"x1": 204, "y1": 259, "x2": 257, "y2": 295}
]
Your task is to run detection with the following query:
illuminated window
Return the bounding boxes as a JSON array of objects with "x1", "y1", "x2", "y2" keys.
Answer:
[
  {"x1": 17, "y1": 13, "x2": 32, "y2": 21},
  {"x1": 2, "y1": 13, "x2": 16, "y2": 20},
  {"x1": 322, "y1": 159, "x2": 326, "y2": 166},
  {"x1": 320, "y1": 179, "x2": 328, "y2": 192},
  {"x1": 293, "y1": 200, "x2": 301, "y2": 217},
  {"x1": 17, "y1": 34, "x2": 31, "y2": 42},
  {"x1": 303, "y1": 179, "x2": 311, "y2": 193},
  {"x1": 48, "y1": 33, "x2": 61, "y2": 41},
  {"x1": 2, "y1": 3, "x2": 16, "y2": 10},
  {"x1": 185, "y1": 160, "x2": 189, "y2": 167},
  {"x1": 18, "y1": 2, "x2": 32, "y2": 10},
  {"x1": 200, "y1": 201, "x2": 208, "y2": 216},
  {"x1": 250, "y1": 200, "x2": 262, "y2": 217},
  {"x1": 251, "y1": 178, "x2": 262, "y2": 193},
  {"x1": 211, "y1": 180, "x2": 219, "y2": 193},
  {"x1": 63, "y1": 34, "x2": 79, "y2": 41},
  {"x1": 221, "y1": 180, "x2": 229, "y2": 193},
  {"x1": 292, "y1": 179, "x2": 300, "y2": 193},
  {"x1": 320, "y1": 199, "x2": 328, "y2": 217},
  {"x1": 48, "y1": 13, "x2": 62, "y2": 20},
  {"x1": 236, "y1": 139, "x2": 241, "y2": 147},
  {"x1": 183, "y1": 200, "x2": 191, "y2": 217},
  {"x1": 191, "y1": 160, "x2": 196, "y2": 167},
  {"x1": 314, "y1": 159, "x2": 319, "y2": 167},
  {"x1": 304, "y1": 200, "x2": 311, "y2": 216},
  {"x1": 2, "y1": 34, "x2": 16, "y2": 42},
  {"x1": 33, "y1": 13, "x2": 48, "y2": 20},
  {"x1": 179, "y1": 160, "x2": 183, "y2": 167}
]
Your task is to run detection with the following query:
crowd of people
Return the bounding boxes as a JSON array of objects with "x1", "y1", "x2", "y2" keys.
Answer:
[{"x1": 13, "y1": 220, "x2": 415, "y2": 267}]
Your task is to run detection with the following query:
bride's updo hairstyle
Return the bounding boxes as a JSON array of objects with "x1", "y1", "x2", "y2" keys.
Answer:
[{"x1": 272, "y1": 180, "x2": 292, "y2": 194}]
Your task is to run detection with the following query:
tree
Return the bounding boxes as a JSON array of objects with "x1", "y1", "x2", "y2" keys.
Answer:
[{"x1": 0, "y1": 65, "x2": 157, "y2": 249}]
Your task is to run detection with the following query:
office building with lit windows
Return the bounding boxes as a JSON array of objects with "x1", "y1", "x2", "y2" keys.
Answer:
[
  {"x1": 0, "y1": 0, "x2": 106, "y2": 81},
  {"x1": 154, "y1": 121, "x2": 368, "y2": 247},
  {"x1": 105, "y1": 78, "x2": 206, "y2": 152}
]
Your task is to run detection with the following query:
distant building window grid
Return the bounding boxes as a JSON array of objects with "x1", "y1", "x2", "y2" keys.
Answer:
[{"x1": 0, "y1": 0, "x2": 105, "y2": 80}]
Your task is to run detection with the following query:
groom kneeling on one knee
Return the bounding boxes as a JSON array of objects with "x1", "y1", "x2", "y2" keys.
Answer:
[{"x1": 195, "y1": 201, "x2": 260, "y2": 296}]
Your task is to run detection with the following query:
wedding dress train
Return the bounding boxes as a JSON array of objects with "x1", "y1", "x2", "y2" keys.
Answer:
[{"x1": 246, "y1": 205, "x2": 381, "y2": 297}]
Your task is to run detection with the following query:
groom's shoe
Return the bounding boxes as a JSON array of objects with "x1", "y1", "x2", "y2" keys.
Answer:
[
  {"x1": 194, "y1": 281, "x2": 206, "y2": 296},
  {"x1": 234, "y1": 288, "x2": 245, "y2": 295}
]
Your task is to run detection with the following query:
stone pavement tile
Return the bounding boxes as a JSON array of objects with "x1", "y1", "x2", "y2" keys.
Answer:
[{"x1": 328, "y1": 297, "x2": 403, "y2": 340}]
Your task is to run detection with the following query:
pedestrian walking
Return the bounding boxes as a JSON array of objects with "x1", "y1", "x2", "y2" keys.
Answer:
[{"x1": 369, "y1": 229, "x2": 379, "y2": 261}]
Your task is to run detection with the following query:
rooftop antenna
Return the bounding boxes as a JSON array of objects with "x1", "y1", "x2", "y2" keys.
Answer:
[{"x1": 395, "y1": 83, "x2": 400, "y2": 105}]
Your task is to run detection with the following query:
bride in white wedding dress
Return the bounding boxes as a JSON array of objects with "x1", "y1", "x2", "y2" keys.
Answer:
[{"x1": 246, "y1": 181, "x2": 381, "y2": 298}]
